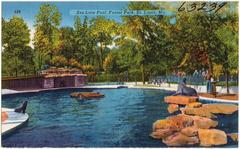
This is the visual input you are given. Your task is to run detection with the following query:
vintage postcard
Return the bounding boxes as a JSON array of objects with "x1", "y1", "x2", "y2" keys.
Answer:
[{"x1": 1, "y1": 0, "x2": 238, "y2": 148}]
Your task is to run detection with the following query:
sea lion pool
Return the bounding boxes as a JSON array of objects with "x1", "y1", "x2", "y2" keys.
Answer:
[{"x1": 2, "y1": 88, "x2": 238, "y2": 147}]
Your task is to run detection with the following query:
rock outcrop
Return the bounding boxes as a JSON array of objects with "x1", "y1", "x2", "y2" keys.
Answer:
[
  {"x1": 162, "y1": 132, "x2": 199, "y2": 146},
  {"x1": 167, "y1": 114, "x2": 194, "y2": 130},
  {"x1": 164, "y1": 96, "x2": 198, "y2": 105},
  {"x1": 192, "y1": 116, "x2": 218, "y2": 129},
  {"x1": 152, "y1": 119, "x2": 176, "y2": 131},
  {"x1": 151, "y1": 114, "x2": 219, "y2": 146},
  {"x1": 151, "y1": 119, "x2": 178, "y2": 139},
  {"x1": 151, "y1": 128, "x2": 178, "y2": 139},
  {"x1": 198, "y1": 129, "x2": 227, "y2": 146},
  {"x1": 152, "y1": 95, "x2": 235, "y2": 147},
  {"x1": 202, "y1": 104, "x2": 238, "y2": 114},
  {"x1": 180, "y1": 107, "x2": 216, "y2": 118},
  {"x1": 70, "y1": 92, "x2": 104, "y2": 98},
  {"x1": 181, "y1": 103, "x2": 238, "y2": 118},
  {"x1": 227, "y1": 133, "x2": 238, "y2": 142},
  {"x1": 186, "y1": 102, "x2": 202, "y2": 108},
  {"x1": 167, "y1": 104, "x2": 179, "y2": 114},
  {"x1": 180, "y1": 126, "x2": 198, "y2": 137}
]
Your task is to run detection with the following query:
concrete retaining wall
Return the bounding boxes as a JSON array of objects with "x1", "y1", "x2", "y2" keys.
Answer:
[
  {"x1": 2, "y1": 75, "x2": 87, "y2": 90},
  {"x1": 126, "y1": 82, "x2": 238, "y2": 94},
  {"x1": 2, "y1": 76, "x2": 43, "y2": 89}
]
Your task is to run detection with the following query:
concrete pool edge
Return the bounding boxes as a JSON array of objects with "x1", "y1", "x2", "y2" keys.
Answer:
[
  {"x1": 199, "y1": 96, "x2": 239, "y2": 104},
  {"x1": 1, "y1": 85, "x2": 129, "y2": 95}
]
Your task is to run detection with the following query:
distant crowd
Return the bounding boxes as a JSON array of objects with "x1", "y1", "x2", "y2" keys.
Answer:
[
  {"x1": 173, "y1": 69, "x2": 210, "y2": 79},
  {"x1": 150, "y1": 69, "x2": 213, "y2": 86}
]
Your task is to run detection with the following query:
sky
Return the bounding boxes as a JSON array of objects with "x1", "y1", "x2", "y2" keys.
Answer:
[
  {"x1": 3, "y1": 1, "x2": 236, "y2": 48},
  {"x1": 2, "y1": 1, "x2": 130, "y2": 26},
  {"x1": 2, "y1": 1, "x2": 131, "y2": 47}
]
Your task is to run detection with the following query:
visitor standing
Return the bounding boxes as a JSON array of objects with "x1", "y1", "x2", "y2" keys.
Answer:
[{"x1": 206, "y1": 74, "x2": 214, "y2": 93}]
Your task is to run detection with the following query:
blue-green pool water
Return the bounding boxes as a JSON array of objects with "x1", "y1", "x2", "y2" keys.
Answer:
[{"x1": 1, "y1": 88, "x2": 238, "y2": 147}]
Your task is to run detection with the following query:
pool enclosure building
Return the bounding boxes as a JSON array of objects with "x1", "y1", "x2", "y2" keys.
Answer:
[
  {"x1": 2, "y1": 68, "x2": 87, "y2": 90},
  {"x1": 40, "y1": 68, "x2": 87, "y2": 88}
]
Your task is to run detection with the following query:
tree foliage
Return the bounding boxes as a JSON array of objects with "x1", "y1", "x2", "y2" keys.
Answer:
[
  {"x1": 2, "y1": 2, "x2": 238, "y2": 89},
  {"x1": 2, "y1": 16, "x2": 34, "y2": 77},
  {"x1": 33, "y1": 3, "x2": 62, "y2": 69}
]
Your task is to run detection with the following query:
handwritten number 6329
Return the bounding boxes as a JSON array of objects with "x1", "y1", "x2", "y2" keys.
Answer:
[{"x1": 178, "y1": 2, "x2": 227, "y2": 13}]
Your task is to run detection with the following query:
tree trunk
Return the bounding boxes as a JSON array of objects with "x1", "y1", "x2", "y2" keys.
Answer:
[
  {"x1": 207, "y1": 56, "x2": 213, "y2": 77},
  {"x1": 224, "y1": 47, "x2": 229, "y2": 94},
  {"x1": 38, "y1": 52, "x2": 42, "y2": 70},
  {"x1": 100, "y1": 42, "x2": 103, "y2": 70},
  {"x1": 50, "y1": 52, "x2": 53, "y2": 60},
  {"x1": 141, "y1": 64, "x2": 145, "y2": 84},
  {"x1": 33, "y1": 65, "x2": 36, "y2": 75},
  {"x1": 15, "y1": 57, "x2": 18, "y2": 77},
  {"x1": 97, "y1": 55, "x2": 101, "y2": 72},
  {"x1": 225, "y1": 69, "x2": 229, "y2": 94},
  {"x1": 107, "y1": 72, "x2": 109, "y2": 84}
]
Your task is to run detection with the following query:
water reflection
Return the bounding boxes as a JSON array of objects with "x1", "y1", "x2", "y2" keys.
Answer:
[{"x1": 1, "y1": 88, "x2": 238, "y2": 147}]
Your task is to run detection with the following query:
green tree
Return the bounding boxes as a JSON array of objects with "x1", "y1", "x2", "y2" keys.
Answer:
[
  {"x1": 34, "y1": 3, "x2": 62, "y2": 69},
  {"x1": 50, "y1": 55, "x2": 68, "y2": 67},
  {"x1": 73, "y1": 16, "x2": 97, "y2": 66},
  {"x1": 123, "y1": 2, "x2": 172, "y2": 83},
  {"x1": 2, "y1": 16, "x2": 34, "y2": 77},
  {"x1": 91, "y1": 16, "x2": 117, "y2": 70},
  {"x1": 73, "y1": 16, "x2": 83, "y2": 63},
  {"x1": 168, "y1": 3, "x2": 238, "y2": 92},
  {"x1": 59, "y1": 27, "x2": 75, "y2": 63}
]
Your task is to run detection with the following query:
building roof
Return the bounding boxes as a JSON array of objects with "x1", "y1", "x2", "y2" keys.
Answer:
[{"x1": 40, "y1": 67, "x2": 87, "y2": 78}]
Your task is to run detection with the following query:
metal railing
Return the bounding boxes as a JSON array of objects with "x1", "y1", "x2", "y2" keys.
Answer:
[
  {"x1": 149, "y1": 75, "x2": 206, "y2": 85},
  {"x1": 149, "y1": 75, "x2": 238, "y2": 86}
]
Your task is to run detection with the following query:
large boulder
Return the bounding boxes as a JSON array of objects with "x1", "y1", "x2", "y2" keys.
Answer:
[
  {"x1": 151, "y1": 128, "x2": 177, "y2": 139},
  {"x1": 181, "y1": 104, "x2": 238, "y2": 118},
  {"x1": 151, "y1": 114, "x2": 194, "y2": 139},
  {"x1": 152, "y1": 114, "x2": 218, "y2": 132},
  {"x1": 167, "y1": 104, "x2": 179, "y2": 114},
  {"x1": 180, "y1": 115, "x2": 219, "y2": 137},
  {"x1": 198, "y1": 129, "x2": 227, "y2": 146},
  {"x1": 162, "y1": 132, "x2": 199, "y2": 146},
  {"x1": 167, "y1": 114, "x2": 194, "y2": 130},
  {"x1": 151, "y1": 119, "x2": 178, "y2": 139},
  {"x1": 180, "y1": 107, "x2": 216, "y2": 118},
  {"x1": 70, "y1": 92, "x2": 80, "y2": 97},
  {"x1": 192, "y1": 116, "x2": 218, "y2": 129},
  {"x1": 186, "y1": 102, "x2": 202, "y2": 108},
  {"x1": 181, "y1": 126, "x2": 198, "y2": 137},
  {"x1": 164, "y1": 96, "x2": 198, "y2": 105},
  {"x1": 151, "y1": 114, "x2": 220, "y2": 146},
  {"x1": 152, "y1": 119, "x2": 177, "y2": 131},
  {"x1": 202, "y1": 104, "x2": 238, "y2": 114},
  {"x1": 70, "y1": 92, "x2": 104, "y2": 99}
]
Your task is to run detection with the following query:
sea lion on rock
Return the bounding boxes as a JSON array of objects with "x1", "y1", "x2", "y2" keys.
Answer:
[
  {"x1": 14, "y1": 101, "x2": 28, "y2": 114},
  {"x1": 175, "y1": 78, "x2": 197, "y2": 96}
]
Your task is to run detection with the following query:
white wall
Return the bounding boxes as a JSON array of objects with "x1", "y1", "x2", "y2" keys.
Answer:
[{"x1": 126, "y1": 82, "x2": 238, "y2": 94}]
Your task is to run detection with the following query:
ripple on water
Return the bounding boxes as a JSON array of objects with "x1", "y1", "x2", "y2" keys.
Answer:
[{"x1": 2, "y1": 88, "x2": 238, "y2": 147}]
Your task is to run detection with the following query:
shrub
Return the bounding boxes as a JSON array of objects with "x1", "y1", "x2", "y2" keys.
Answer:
[
  {"x1": 50, "y1": 56, "x2": 68, "y2": 67},
  {"x1": 69, "y1": 58, "x2": 81, "y2": 68}
]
